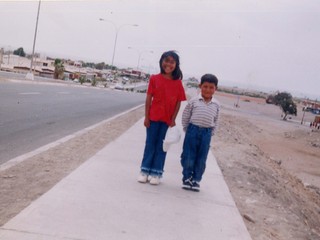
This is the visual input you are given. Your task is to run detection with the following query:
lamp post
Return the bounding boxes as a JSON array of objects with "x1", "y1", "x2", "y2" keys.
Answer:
[
  {"x1": 128, "y1": 48, "x2": 153, "y2": 90},
  {"x1": 137, "y1": 50, "x2": 153, "y2": 71},
  {"x1": 0, "y1": 48, "x2": 3, "y2": 70},
  {"x1": 99, "y1": 18, "x2": 138, "y2": 70},
  {"x1": 128, "y1": 47, "x2": 153, "y2": 70},
  {"x1": 26, "y1": 0, "x2": 41, "y2": 80},
  {"x1": 301, "y1": 106, "x2": 306, "y2": 125}
]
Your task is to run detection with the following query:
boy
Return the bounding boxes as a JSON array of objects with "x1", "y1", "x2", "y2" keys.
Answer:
[{"x1": 180, "y1": 74, "x2": 220, "y2": 192}]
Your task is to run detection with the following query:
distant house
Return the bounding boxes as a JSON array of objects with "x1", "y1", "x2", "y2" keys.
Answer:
[
  {"x1": 1, "y1": 54, "x2": 30, "y2": 70},
  {"x1": 13, "y1": 66, "x2": 42, "y2": 75},
  {"x1": 121, "y1": 68, "x2": 140, "y2": 78},
  {"x1": 0, "y1": 54, "x2": 149, "y2": 84},
  {"x1": 303, "y1": 100, "x2": 320, "y2": 114},
  {"x1": 0, "y1": 54, "x2": 53, "y2": 77},
  {"x1": 40, "y1": 67, "x2": 54, "y2": 78}
]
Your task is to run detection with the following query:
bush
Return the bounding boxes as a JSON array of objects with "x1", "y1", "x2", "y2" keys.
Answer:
[
  {"x1": 79, "y1": 76, "x2": 86, "y2": 85},
  {"x1": 273, "y1": 92, "x2": 297, "y2": 120},
  {"x1": 91, "y1": 78, "x2": 97, "y2": 86}
]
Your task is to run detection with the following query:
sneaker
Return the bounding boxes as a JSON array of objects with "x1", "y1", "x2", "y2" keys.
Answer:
[
  {"x1": 137, "y1": 173, "x2": 148, "y2": 183},
  {"x1": 182, "y1": 178, "x2": 193, "y2": 189},
  {"x1": 192, "y1": 181, "x2": 200, "y2": 191},
  {"x1": 149, "y1": 176, "x2": 160, "y2": 185}
]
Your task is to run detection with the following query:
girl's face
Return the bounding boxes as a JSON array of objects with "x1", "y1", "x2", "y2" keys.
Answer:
[{"x1": 161, "y1": 56, "x2": 176, "y2": 75}]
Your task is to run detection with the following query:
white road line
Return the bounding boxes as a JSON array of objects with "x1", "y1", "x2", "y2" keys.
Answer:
[{"x1": 19, "y1": 92, "x2": 41, "y2": 95}]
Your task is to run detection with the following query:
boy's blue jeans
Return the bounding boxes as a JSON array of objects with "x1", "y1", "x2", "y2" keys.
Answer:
[
  {"x1": 140, "y1": 121, "x2": 168, "y2": 177},
  {"x1": 181, "y1": 123, "x2": 212, "y2": 182}
]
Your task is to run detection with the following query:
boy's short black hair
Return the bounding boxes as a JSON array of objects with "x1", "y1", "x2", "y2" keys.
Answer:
[{"x1": 200, "y1": 74, "x2": 218, "y2": 87}]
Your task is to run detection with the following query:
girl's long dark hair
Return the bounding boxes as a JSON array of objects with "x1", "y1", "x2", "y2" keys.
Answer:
[{"x1": 159, "y1": 50, "x2": 183, "y2": 80}]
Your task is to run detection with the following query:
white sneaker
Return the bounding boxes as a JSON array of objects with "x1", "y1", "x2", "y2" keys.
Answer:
[
  {"x1": 149, "y1": 176, "x2": 160, "y2": 185},
  {"x1": 137, "y1": 174, "x2": 148, "y2": 183}
]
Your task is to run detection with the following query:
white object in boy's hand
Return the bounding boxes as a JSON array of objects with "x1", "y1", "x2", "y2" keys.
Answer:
[{"x1": 163, "y1": 126, "x2": 181, "y2": 152}]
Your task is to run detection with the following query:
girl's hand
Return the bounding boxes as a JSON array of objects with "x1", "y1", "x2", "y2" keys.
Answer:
[
  {"x1": 144, "y1": 118, "x2": 150, "y2": 128},
  {"x1": 170, "y1": 120, "x2": 176, "y2": 127}
]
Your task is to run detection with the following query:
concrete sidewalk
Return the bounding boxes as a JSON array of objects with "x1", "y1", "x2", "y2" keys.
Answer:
[{"x1": 0, "y1": 105, "x2": 252, "y2": 240}]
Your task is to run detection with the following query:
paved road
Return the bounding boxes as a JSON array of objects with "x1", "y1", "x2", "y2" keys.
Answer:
[
  {"x1": 0, "y1": 70, "x2": 55, "y2": 82},
  {"x1": 0, "y1": 80, "x2": 145, "y2": 165}
]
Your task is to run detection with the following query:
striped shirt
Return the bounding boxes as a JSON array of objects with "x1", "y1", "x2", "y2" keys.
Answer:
[{"x1": 182, "y1": 94, "x2": 220, "y2": 136}]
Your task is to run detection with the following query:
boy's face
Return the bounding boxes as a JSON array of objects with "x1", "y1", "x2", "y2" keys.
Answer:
[{"x1": 199, "y1": 82, "x2": 217, "y2": 101}]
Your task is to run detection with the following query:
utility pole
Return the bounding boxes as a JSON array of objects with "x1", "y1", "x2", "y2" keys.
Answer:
[
  {"x1": 0, "y1": 48, "x2": 3, "y2": 70},
  {"x1": 301, "y1": 107, "x2": 306, "y2": 125},
  {"x1": 26, "y1": 0, "x2": 41, "y2": 80}
]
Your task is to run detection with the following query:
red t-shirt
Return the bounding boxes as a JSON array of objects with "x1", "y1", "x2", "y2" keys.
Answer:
[{"x1": 147, "y1": 73, "x2": 186, "y2": 125}]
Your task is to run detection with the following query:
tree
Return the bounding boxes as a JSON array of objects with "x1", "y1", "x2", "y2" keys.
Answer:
[
  {"x1": 82, "y1": 62, "x2": 95, "y2": 68},
  {"x1": 54, "y1": 59, "x2": 65, "y2": 80},
  {"x1": 273, "y1": 92, "x2": 297, "y2": 120},
  {"x1": 95, "y1": 62, "x2": 105, "y2": 70},
  {"x1": 13, "y1": 47, "x2": 26, "y2": 57}
]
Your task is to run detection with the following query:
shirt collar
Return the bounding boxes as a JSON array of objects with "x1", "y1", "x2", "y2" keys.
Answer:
[{"x1": 197, "y1": 93, "x2": 214, "y2": 104}]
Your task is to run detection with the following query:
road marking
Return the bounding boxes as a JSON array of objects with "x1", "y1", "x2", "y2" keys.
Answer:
[
  {"x1": 57, "y1": 92, "x2": 70, "y2": 94},
  {"x1": 19, "y1": 92, "x2": 41, "y2": 95}
]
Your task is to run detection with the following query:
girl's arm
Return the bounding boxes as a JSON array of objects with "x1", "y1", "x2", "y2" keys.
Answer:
[
  {"x1": 170, "y1": 101, "x2": 181, "y2": 127},
  {"x1": 144, "y1": 94, "x2": 152, "y2": 128}
]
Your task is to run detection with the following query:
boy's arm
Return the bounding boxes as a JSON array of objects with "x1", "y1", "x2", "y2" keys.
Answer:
[
  {"x1": 211, "y1": 105, "x2": 220, "y2": 136},
  {"x1": 182, "y1": 102, "x2": 192, "y2": 132}
]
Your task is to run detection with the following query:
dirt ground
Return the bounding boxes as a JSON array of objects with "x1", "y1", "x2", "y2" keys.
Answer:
[
  {"x1": 213, "y1": 92, "x2": 320, "y2": 240},
  {"x1": 1, "y1": 88, "x2": 320, "y2": 239}
]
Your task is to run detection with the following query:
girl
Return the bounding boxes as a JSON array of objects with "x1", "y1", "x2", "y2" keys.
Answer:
[{"x1": 138, "y1": 50, "x2": 186, "y2": 185}]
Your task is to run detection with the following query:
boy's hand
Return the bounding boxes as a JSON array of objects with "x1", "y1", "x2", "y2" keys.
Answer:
[{"x1": 144, "y1": 118, "x2": 150, "y2": 128}]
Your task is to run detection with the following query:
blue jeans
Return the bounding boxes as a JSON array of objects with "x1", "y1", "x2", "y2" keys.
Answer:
[
  {"x1": 140, "y1": 121, "x2": 169, "y2": 177},
  {"x1": 180, "y1": 123, "x2": 212, "y2": 182}
]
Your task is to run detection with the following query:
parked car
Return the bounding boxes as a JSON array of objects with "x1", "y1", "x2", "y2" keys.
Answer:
[{"x1": 114, "y1": 84, "x2": 124, "y2": 90}]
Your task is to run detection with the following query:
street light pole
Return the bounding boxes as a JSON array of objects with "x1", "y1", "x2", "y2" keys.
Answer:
[
  {"x1": 0, "y1": 48, "x2": 3, "y2": 70},
  {"x1": 301, "y1": 107, "x2": 306, "y2": 125},
  {"x1": 99, "y1": 18, "x2": 138, "y2": 69},
  {"x1": 111, "y1": 27, "x2": 118, "y2": 68},
  {"x1": 26, "y1": 0, "x2": 41, "y2": 80},
  {"x1": 137, "y1": 50, "x2": 153, "y2": 70},
  {"x1": 128, "y1": 47, "x2": 153, "y2": 70},
  {"x1": 128, "y1": 47, "x2": 153, "y2": 90}
]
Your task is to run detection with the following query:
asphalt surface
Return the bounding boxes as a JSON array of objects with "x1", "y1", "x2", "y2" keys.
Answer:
[{"x1": 0, "y1": 80, "x2": 144, "y2": 164}]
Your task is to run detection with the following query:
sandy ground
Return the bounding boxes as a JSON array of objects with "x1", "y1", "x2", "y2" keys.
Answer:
[
  {"x1": 213, "y1": 92, "x2": 320, "y2": 240},
  {"x1": 1, "y1": 88, "x2": 320, "y2": 239}
]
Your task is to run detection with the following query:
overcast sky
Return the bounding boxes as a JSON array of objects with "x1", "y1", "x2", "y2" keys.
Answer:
[{"x1": 1, "y1": 0, "x2": 319, "y2": 99}]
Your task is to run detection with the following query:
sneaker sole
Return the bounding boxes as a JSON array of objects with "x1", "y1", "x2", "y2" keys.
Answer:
[
  {"x1": 138, "y1": 180, "x2": 147, "y2": 183},
  {"x1": 149, "y1": 181, "x2": 160, "y2": 185},
  {"x1": 137, "y1": 177, "x2": 148, "y2": 183},
  {"x1": 182, "y1": 186, "x2": 199, "y2": 192}
]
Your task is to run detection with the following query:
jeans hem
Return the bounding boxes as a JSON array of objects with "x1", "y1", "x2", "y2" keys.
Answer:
[{"x1": 141, "y1": 167, "x2": 163, "y2": 177}]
